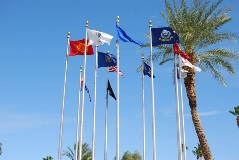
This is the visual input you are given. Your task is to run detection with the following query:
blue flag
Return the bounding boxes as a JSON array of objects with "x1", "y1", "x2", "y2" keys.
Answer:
[
  {"x1": 116, "y1": 25, "x2": 144, "y2": 46},
  {"x1": 151, "y1": 27, "x2": 179, "y2": 46},
  {"x1": 143, "y1": 62, "x2": 155, "y2": 78},
  {"x1": 98, "y1": 52, "x2": 117, "y2": 68}
]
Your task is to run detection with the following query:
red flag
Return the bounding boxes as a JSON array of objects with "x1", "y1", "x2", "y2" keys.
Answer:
[
  {"x1": 69, "y1": 39, "x2": 94, "y2": 56},
  {"x1": 173, "y1": 43, "x2": 190, "y2": 60}
]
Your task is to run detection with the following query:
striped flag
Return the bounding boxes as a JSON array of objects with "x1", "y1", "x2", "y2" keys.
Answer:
[{"x1": 108, "y1": 66, "x2": 124, "y2": 77}]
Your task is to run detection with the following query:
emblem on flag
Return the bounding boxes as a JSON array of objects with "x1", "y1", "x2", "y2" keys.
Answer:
[{"x1": 159, "y1": 29, "x2": 174, "y2": 42}]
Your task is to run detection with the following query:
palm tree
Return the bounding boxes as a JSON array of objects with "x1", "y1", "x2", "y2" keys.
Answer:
[
  {"x1": 43, "y1": 156, "x2": 53, "y2": 160},
  {"x1": 143, "y1": 0, "x2": 238, "y2": 159},
  {"x1": 121, "y1": 150, "x2": 142, "y2": 160},
  {"x1": 62, "y1": 142, "x2": 92, "y2": 160},
  {"x1": 229, "y1": 105, "x2": 239, "y2": 127},
  {"x1": 192, "y1": 143, "x2": 203, "y2": 160}
]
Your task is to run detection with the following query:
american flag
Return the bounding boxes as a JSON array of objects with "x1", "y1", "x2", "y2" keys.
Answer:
[{"x1": 108, "y1": 66, "x2": 124, "y2": 77}]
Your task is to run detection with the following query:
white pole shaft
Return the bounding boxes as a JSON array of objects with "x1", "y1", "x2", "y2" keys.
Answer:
[
  {"x1": 149, "y1": 21, "x2": 157, "y2": 160},
  {"x1": 78, "y1": 22, "x2": 89, "y2": 160},
  {"x1": 92, "y1": 46, "x2": 98, "y2": 160},
  {"x1": 174, "y1": 54, "x2": 182, "y2": 160},
  {"x1": 178, "y1": 57, "x2": 187, "y2": 160},
  {"x1": 104, "y1": 70, "x2": 109, "y2": 160},
  {"x1": 57, "y1": 32, "x2": 70, "y2": 160},
  {"x1": 142, "y1": 56, "x2": 146, "y2": 160},
  {"x1": 116, "y1": 16, "x2": 120, "y2": 160},
  {"x1": 75, "y1": 67, "x2": 82, "y2": 160}
]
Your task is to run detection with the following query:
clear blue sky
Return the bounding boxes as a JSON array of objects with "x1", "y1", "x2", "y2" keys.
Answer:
[{"x1": 0, "y1": 0, "x2": 239, "y2": 160}]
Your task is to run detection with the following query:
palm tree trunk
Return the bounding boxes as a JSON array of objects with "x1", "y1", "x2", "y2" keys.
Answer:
[
  {"x1": 237, "y1": 116, "x2": 239, "y2": 127},
  {"x1": 183, "y1": 53, "x2": 213, "y2": 160}
]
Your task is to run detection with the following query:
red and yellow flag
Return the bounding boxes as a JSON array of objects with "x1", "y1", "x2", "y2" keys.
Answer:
[{"x1": 69, "y1": 39, "x2": 94, "y2": 56}]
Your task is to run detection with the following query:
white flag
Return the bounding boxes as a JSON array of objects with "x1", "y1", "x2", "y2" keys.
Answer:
[
  {"x1": 87, "y1": 29, "x2": 113, "y2": 45},
  {"x1": 179, "y1": 55, "x2": 201, "y2": 72}
]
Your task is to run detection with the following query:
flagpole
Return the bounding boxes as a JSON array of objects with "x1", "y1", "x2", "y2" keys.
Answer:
[
  {"x1": 149, "y1": 20, "x2": 157, "y2": 160},
  {"x1": 92, "y1": 45, "x2": 98, "y2": 160},
  {"x1": 174, "y1": 54, "x2": 183, "y2": 160},
  {"x1": 178, "y1": 55, "x2": 187, "y2": 160},
  {"x1": 75, "y1": 66, "x2": 83, "y2": 160},
  {"x1": 58, "y1": 31, "x2": 70, "y2": 160},
  {"x1": 104, "y1": 64, "x2": 109, "y2": 160},
  {"x1": 78, "y1": 21, "x2": 89, "y2": 160},
  {"x1": 141, "y1": 53, "x2": 146, "y2": 160},
  {"x1": 116, "y1": 16, "x2": 120, "y2": 160}
]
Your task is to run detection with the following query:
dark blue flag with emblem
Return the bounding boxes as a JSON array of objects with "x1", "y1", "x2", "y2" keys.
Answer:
[
  {"x1": 116, "y1": 25, "x2": 144, "y2": 46},
  {"x1": 143, "y1": 62, "x2": 155, "y2": 78},
  {"x1": 151, "y1": 27, "x2": 179, "y2": 46},
  {"x1": 98, "y1": 51, "x2": 117, "y2": 68}
]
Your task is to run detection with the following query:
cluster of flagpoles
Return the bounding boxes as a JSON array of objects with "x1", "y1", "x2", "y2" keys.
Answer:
[{"x1": 57, "y1": 16, "x2": 202, "y2": 160}]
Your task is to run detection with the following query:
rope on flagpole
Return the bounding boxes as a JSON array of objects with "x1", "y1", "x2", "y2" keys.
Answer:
[
  {"x1": 58, "y1": 31, "x2": 70, "y2": 160},
  {"x1": 149, "y1": 20, "x2": 157, "y2": 160}
]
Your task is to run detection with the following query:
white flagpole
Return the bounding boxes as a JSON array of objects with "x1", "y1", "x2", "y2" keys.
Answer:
[
  {"x1": 116, "y1": 16, "x2": 120, "y2": 160},
  {"x1": 58, "y1": 32, "x2": 70, "y2": 160},
  {"x1": 78, "y1": 21, "x2": 89, "y2": 160},
  {"x1": 174, "y1": 54, "x2": 183, "y2": 160},
  {"x1": 141, "y1": 53, "x2": 146, "y2": 160},
  {"x1": 178, "y1": 56, "x2": 187, "y2": 160},
  {"x1": 75, "y1": 66, "x2": 83, "y2": 160},
  {"x1": 92, "y1": 45, "x2": 98, "y2": 160},
  {"x1": 104, "y1": 66, "x2": 109, "y2": 160},
  {"x1": 149, "y1": 20, "x2": 157, "y2": 160}
]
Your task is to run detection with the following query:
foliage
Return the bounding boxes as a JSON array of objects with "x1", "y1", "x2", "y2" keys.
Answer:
[
  {"x1": 43, "y1": 156, "x2": 53, "y2": 160},
  {"x1": 121, "y1": 150, "x2": 142, "y2": 160},
  {"x1": 229, "y1": 105, "x2": 239, "y2": 116},
  {"x1": 62, "y1": 142, "x2": 92, "y2": 160},
  {"x1": 192, "y1": 143, "x2": 203, "y2": 160}
]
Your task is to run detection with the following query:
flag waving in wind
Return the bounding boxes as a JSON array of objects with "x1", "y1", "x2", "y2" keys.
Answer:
[
  {"x1": 179, "y1": 55, "x2": 201, "y2": 72},
  {"x1": 108, "y1": 66, "x2": 124, "y2": 77},
  {"x1": 80, "y1": 77, "x2": 92, "y2": 102},
  {"x1": 87, "y1": 29, "x2": 113, "y2": 45},
  {"x1": 143, "y1": 62, "x2": 155, "y2": 78},
  {"x1": 69, "y1": 39, "x2": 94, "y2": 56},
  {"x1": 98, "y1": 52, "x2": 117, "y2": 68},
  {"x1": 151, "y1": 27, "x2": 179, "y2": 46},
  {"x1": 107, "y1": 80, "x2": 116, "y2": 100},
  {"x1": 116, "y1": 25, "x2": 144, "y2": 46}
]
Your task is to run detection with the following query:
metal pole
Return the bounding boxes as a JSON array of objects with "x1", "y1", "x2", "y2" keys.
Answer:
[
  {"x1": 58, "y1": 32, "x2": 70, "y2": 160},
  {"x1": 149, "y1": 20, "x2": 157, "y2": 160}
]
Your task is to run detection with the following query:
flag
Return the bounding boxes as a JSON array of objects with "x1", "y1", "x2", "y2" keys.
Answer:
[
  {"x1": 107, "y1": 80, "x2": 116, "y2": 100},
  {"x1": 177, "y1": 64, "x2": 188, "y2": 79},
  {"x1": 80, "y1": 77, "x2": 92, "y2": 102},
  {"x1": 69, "y1": 39, "x2": 94, "y2": 56},
  {"x1": 108, "y1": 66, "x2": 124, "y2": 77},
  {"x1": 143, "y1": 62, "x2": 155, "y2": 78},
  {"x1": 98, "y1": 52, "x2": 117, "y2": 68},
  {"x1": 179, "y1": 55, "x2": 201, "y2": 72},
  {"x1": 173, "y1": 43, "x2": 190, "y2": 60},
  {"x1": 87, "y1": 29, "x2": 113, "y2": 45},
  {"x1": 116, "y1": 25, "x2": 144, "y2": 46},
  {"x1": 151, "y1": 27, "x2": 179, "y2": 46}
]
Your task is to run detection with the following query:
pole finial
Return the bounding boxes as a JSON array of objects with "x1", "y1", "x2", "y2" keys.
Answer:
[
  {"x1": 142, "y1": 53, "x2": 144, "y2": 57},
  {"x1": 149, "y1": 20, "x2": 152, "y2": 25},
  {"x1": 107, "y1": 51, "x2": 110, "y2": 54},
  {"x1": 67, "y1": 32, "x2": 70, "y2": 35},
  {"x1": 116, "y1": 16, "x2": 119, "y2": 20},
  {"x1": 80, "y1": 66, "x2": 82, "y2": 69},
  {"x1": 86, "y1": 21, "x2": 89, "y2": 24}
]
